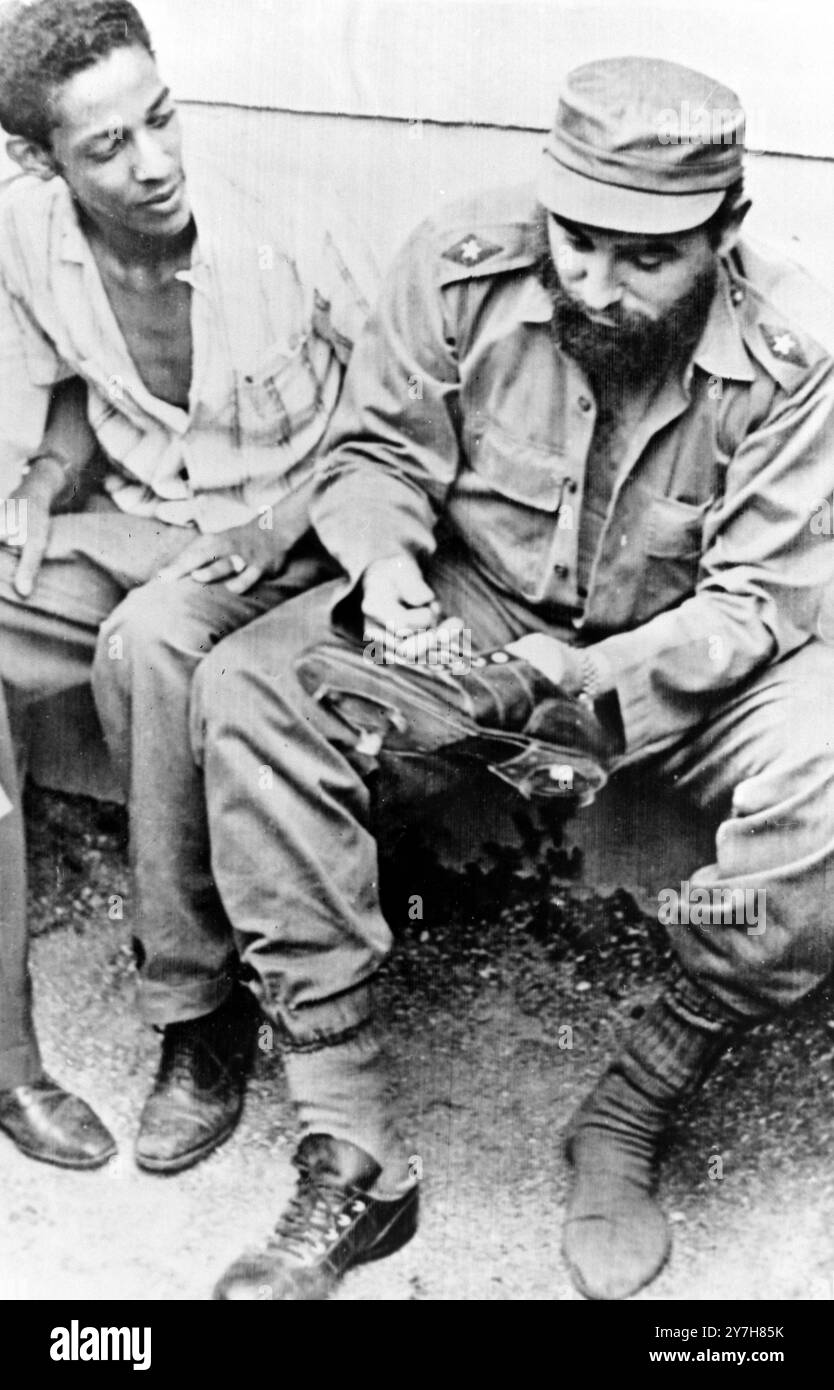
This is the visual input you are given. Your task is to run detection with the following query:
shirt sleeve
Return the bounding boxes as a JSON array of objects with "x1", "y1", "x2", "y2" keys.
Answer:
[
  {"x1": 309, "y1": 194, "x2": 382, "y2": 367},
  {"x1": 310, "y1": 220, "x2": 461, "y2": 585},
  {"x1": 589, "y1": 357, "x2": 834, "y2": 755},
  {"x1": 0, "y1": 267, "x2": 57, "y2": 495}
]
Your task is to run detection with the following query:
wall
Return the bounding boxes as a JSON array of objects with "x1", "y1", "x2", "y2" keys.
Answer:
[{"x1": 1, "y1": 0, "x2": 833, "y2": 281}]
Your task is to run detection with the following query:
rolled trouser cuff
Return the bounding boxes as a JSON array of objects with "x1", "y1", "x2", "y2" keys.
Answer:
[
  {"x1": 665, "y1": 962, "x2": 756, "y2": 1033},
  {"x1": 138, "y1": 968, "x2": 237, "y2": 1027},
  {"x1": 261, "y1": 978, "x2": 376, "y2": 1051},
  {"x1": 620, "y1": 965, "x2": 750, "y2": 1104}
]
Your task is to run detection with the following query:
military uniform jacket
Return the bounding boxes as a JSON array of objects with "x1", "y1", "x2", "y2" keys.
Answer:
[{"x1": 311, "y1": 184, "x2": 834, "y2": 757}]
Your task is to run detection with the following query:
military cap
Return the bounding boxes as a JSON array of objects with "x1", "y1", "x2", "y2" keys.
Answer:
[{"x1": 539, "y1": 56, "x2": 745, "y2": 234}]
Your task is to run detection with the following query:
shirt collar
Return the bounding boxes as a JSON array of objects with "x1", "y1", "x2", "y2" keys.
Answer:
[
  {"x1": 56, "y1": 167, "x2": 212, "y2": 288},
  {"x1": 690, "y1": 263, "x2": 755, "y2": 383}
]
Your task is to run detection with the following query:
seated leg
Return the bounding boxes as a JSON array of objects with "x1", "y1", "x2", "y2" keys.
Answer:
[{"x1": 564, "y1": 639, "x2": 834, "y2": 1298}]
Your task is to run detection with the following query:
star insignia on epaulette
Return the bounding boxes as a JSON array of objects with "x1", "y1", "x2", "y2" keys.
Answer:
[
  {"x1": 760, "y1": 324, "x2": 807, "y2": 367},
  {"x1": 442, "y1": 234, "x2": 503, "y2": 267}
]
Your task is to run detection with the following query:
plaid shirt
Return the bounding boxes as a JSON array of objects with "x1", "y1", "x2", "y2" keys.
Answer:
[{"x1": 0, "y1": 157, "x2": 378, "y2": 533}]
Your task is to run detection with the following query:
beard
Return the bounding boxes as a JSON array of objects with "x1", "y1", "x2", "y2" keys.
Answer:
[{"x1": 532, "y1": 205, "x2": 717, "y2": 413}]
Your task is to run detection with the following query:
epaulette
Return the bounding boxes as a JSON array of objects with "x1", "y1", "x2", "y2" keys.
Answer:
[
  {"x1": 729, "y1": 241, "x2": 833, "y2": 390},
  {"x1": 432, "y1": 183, "x2": 541, "y2": 288}
]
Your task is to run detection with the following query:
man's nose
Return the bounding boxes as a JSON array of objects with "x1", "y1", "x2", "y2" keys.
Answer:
[
  {"x1": 576, "y1": 254, "x2": 623, "y2": 312},
  {"x1": 131, "y1": 132, "x2": 172, "y2": 183}
]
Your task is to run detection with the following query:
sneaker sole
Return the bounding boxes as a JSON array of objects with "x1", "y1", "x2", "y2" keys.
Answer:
[{"x1": 354, "y1": 1185, "x2": 420, "y2": 1268}]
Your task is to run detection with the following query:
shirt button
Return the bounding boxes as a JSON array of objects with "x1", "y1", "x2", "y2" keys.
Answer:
[
  {"x1": 620, "y1": 534, "x2": 628, "y2": 548},
  {"x1": 554, "y1": 564, "x2": 569, "y2": 579},
  {"x1": 578, "y1": 395, "x2": 593, "y2": 412},
  {"x1": 566, "y1": 480, "x2": 578, "y2": 494},
  {"x1": 731, "y1": 286, "x2": 744, "y2": 305}
]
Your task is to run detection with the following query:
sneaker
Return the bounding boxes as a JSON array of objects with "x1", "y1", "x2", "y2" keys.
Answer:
[{"x1": 213, "y1": 1133, "x2": 418, "y2": 1300}]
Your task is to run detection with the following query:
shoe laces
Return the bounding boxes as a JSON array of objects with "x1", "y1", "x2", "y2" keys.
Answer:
[
  {"x1": 157, "y1": 1026, "x2": 216, "y2": 1089},
  {"x1": 265, "y1": 1170, "x2": 369, "y2": 1265}
]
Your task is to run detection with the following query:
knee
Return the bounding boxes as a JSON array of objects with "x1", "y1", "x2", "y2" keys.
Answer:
[
  {"x1": 189, "y1": 616, "x2": 303, "y2": 759},
  {"x1": 94, "y1": 581, "x2": 205, "y2": 689}
]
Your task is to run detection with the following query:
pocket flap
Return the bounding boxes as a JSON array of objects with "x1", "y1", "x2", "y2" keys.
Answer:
[
  {"x1": 646, "y1": 494, "x2": 711, "y2": 558},
  {"x1": 469, "y1": 420, "x2": 569, "y2": 511}
]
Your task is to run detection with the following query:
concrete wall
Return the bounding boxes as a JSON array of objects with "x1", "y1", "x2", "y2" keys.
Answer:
[
  {"x1": 112, "y1": 0, "x2": 834, "y2": 286},
  {"x1": 1, "y1": 0, "x2": 833, "y2": 281}
]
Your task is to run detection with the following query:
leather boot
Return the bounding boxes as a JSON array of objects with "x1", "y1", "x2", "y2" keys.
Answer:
[
  {"x1": 136, "y1": 985, "x2": 257, "y2": 1173},
  {"x1": 0, "y1": 1075, "x2": 116, "y2": 1168}
]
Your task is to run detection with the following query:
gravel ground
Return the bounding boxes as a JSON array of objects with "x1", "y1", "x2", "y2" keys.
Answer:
[{"x1": 4, "y1": 786, "x2": 834, "y2": 1302}]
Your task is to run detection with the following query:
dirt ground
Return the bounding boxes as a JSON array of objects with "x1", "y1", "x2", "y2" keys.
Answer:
[{"x1": 4, "y1": 786, "x2": 834, "y2": 1302}]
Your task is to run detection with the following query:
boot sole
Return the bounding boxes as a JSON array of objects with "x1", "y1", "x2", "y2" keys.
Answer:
[{"x1": 1, "y1": 1130, "x2": 117, "y2": 1170}]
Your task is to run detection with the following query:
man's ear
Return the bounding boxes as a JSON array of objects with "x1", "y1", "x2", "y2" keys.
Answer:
[
  {"x1": 715, "y1": 199, "x2": 752, "y2": 258},
  {"x1": 6, "y1": 137, "x2": 57, "y2": 180}
]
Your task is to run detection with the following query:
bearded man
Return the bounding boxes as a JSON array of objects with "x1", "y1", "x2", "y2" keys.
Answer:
[{"x1": 189, "y1": 57, "x2": 834, "y2": 1300}]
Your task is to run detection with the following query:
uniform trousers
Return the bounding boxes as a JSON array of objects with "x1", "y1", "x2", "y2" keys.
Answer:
[{"x1": 190, "y1": 546, "x2": 834, "y2": 1100}]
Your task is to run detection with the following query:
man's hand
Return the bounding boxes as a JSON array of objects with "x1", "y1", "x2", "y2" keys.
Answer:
[
  {"x1": 361, "y1": 552, "x2": 446, "y2": 654},
  {"x1": 505, "y1": 632, "x2": 584, "y2": 696},
  {"x1": 157, "y1": 516, "x2": 289, "y2": 594},
  {"x1": 0, "y1": 456, "x2": 66, "y2": 598}
]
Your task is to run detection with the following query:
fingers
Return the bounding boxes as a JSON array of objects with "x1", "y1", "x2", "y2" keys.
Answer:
[
  {"x1": 190, "y1": 555, "x2": 246, "y2": 584},
  {"x1": 363, "y1": 616, "x2": 468, "y2": 676},
  {"x1": 362, "y1": 554, "x2": 438, "y2": 637},
  {"x1": 13, "y1": 512, "x2": 50, "y2": 598},
  {"x1": 363, "y1": 590, "x2": 440, "y2": 639},
  {"x1": 158, "y1": 535, "x2": 232, "y2": 583},
  {"x1": 224, "y1": 563, "x2": 263, "y2": 594},
  {"x1": 396, "y1": 616, "x2": 465, "y2": 663}
]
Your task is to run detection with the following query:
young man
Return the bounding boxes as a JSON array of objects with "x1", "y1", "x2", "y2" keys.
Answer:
[
  {"x1": 190, "y1": 57, "x2": 834, "y2": 1300},
  {"x1": 0, "y1": 0, "x2": 375, "y2": 1173}
]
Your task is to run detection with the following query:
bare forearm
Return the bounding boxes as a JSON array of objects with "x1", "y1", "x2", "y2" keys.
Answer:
[{"x1": 36, "y1": 378, "x2": 103, "y2": 510}]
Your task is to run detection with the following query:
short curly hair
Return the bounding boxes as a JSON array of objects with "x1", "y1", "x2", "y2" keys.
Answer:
[{"x1": 0, "y1": 0, "x2": 154, "y2": 148}]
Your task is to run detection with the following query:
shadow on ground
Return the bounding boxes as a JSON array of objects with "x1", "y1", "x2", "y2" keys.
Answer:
[{"x1": 5, "y1": 786, "x2": 834, "y2": 1301}]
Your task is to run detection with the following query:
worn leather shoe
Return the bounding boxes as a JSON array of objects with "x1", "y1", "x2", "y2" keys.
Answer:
[
  {"x1": 135, "y1": 986, "x2": 257, "y2": 1174},
  {"x1": 295, "y1": 641, "x2": 618, "y2": 804},
  {"x1": 213, "y1": 1133, "x2": 419, "y2": 1300},
  {"x1": 0, "y1": 1075, "x2": 116, "y2": 1169}
]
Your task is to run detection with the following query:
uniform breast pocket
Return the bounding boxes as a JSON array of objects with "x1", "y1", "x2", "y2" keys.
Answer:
[
  {"x1": 453, "y1": 420, "x2": 573, "y2": 600},
  {"x1": 236, "y1": 337, "x2": 325, "y2": 447},
  {"x1": 469, "y1": 419, "x2": 569, "y2": 510},
  {"x1": 640, "y1": 493, "x2": 712, "y2": 615}
]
